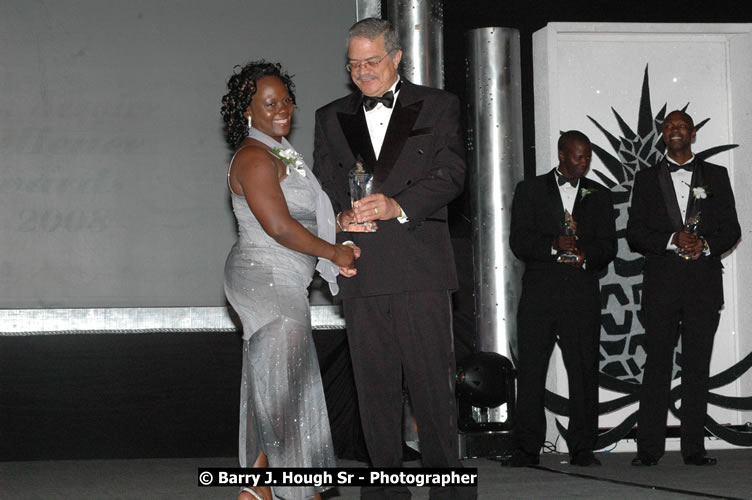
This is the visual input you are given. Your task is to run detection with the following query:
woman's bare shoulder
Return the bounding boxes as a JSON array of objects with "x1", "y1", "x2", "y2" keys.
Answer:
[{"x1": 234, "y1": 139, "x2": 273, "y2": 162}]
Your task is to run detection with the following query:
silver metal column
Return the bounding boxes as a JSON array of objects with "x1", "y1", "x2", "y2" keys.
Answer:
[
  {"x1": 466, "y1": 28, "x2": 524, "y2": 378},
  {"x1": 356, "y1": 0, "x2": 381, "y2": 20},
  {"x1": 387, "y1": 0, "x2": 444, "y2": 87}
]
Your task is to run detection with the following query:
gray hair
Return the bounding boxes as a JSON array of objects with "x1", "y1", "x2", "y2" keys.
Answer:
[{"x1": 347, "y1": 17, "x2": 402, "y2": 53}]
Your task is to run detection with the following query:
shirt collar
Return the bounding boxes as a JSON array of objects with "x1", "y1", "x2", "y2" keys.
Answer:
[
  {"x1": 389, "y1": 78, "x2": 401, "y2": 96},
  {"x1": 665, "y1": 153, "x2": 695, "y2": 166},
  {"x1": 555, "y1": 167, "x2": 580, "y2": 188},
  {"x1": 363, "y1": 78, "x2": 402, "y2": 113}
]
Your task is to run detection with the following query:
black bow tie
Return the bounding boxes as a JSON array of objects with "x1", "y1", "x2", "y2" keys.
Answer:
[
  {"x1": 362, "y1": 81, "x2": 402, "y2": 111},
  {"x1": 363, "y1": 90, "x2": 395, "y2": 110},
  {"x1": 667, "y1": 160, "x2": 694, "y2": 173},
  {"x1": 557, "y1": 173, "x2": 578, "y2": 188}
]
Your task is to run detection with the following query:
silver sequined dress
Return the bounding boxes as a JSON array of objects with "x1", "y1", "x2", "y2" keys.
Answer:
[{"x1": 224, "y1": 159, "x2": 336, "y2": 499}]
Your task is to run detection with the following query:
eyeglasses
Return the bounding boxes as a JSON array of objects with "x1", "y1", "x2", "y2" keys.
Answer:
[{"x1": 346, "y1": 51, "x2": 394, "y2": 73}]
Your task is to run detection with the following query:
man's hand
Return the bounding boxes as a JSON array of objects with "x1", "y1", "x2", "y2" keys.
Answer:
[
  {"x1": 339, "y1": 208, "x2": 377, "y2": 233},
  {"x1": 673, "y1": 230, "x2": 698, "y2": 249},
  {"x1": 557, "y1": 248, "x2": 585, "y2": 268},
  {"x1": 673, "y1": 230, "x2": 704, "y2": 260},
  {"x1": 553, "y1": 235, "x2": 578, "y2": 252},
  {"x1": 352, "y1": 194, "x2": 402, "y2": 223}
]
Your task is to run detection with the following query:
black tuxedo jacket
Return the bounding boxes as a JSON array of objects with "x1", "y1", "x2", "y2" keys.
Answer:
[
  {"x1": 627, "y1": 158, "x2": 741, "y2": 307},
  {"x1": 313, "y1": 80, "x2": 464, "y2": 298},
  {"x1": 510, "y1": 169, "x2": 616, "y2": 283}
]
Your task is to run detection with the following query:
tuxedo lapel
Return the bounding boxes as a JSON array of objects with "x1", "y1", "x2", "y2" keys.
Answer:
[
  {"x1": 572, "y1": 181, "x2": 584, "y2": 219},
  {"x1": 656, "y1": 158, "x2": 684, "y2": 231},
  {"x1": 686, "y1": 159, "x2": 706, "y2": 221},
  {"x1": 337, "y1": 103, "x2": 377, "y2": 172},
  {"x1": 546, "y1": 170, "x2": 566, "y2": 230},
  {"x1": 375, "y1": 97, "x2": 422, "y2": 186}
]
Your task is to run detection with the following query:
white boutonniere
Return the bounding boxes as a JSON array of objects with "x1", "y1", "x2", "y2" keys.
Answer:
[
  {"x1": 692, "y1": 186, "x2": 709, "y2": 199},
  {"x1": 271, "y1": 148, "x2": 306, "y2": 177},
  {"x1": 580, "y1": 188, "x2": 597, "y2": 200},
  {"x1": 683, "y1": 182, "x2": 710, "y2": 200}
]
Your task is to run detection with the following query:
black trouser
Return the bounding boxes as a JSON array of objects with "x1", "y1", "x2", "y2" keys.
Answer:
[
  {"x1": 514, "y1": 270, "x2": 601, "y2": 456},
  {"x1": 637, "y1": 258, "x2": 722, "y2": 460},
  {"x1": 344, "y1": 290, "x2": 476, "y2": 500}
]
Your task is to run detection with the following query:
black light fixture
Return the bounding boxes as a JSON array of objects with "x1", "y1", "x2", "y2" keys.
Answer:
[
  {"x1": 456, "y1": 351, "x2": 516, "y2": 434},
  {"x1": 456, "y1": 351, "x2": 514, "y2": 408}
]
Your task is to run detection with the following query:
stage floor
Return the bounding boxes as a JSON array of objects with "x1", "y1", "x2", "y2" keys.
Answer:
[{"x1": 2, "y1": 449, "x2": 751, "y2": 499}]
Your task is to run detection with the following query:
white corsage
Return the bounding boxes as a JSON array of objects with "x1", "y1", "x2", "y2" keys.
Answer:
[
  {"x1": 271, "y1": 148, "x2": 306, "y2": 177},
  {"x1": 580, "y1": 187, "x2": 597, "y2": 200}
]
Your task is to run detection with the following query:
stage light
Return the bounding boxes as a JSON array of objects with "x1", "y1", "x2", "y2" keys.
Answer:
[{"x1": 456, "y1": 352, "x2": 515, "y2": 408}]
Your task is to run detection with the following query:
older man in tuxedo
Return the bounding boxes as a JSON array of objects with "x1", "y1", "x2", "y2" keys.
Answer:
[
  {"x1": 507, "y1": 131, "x2": 616, "y2": 467},
  {"x1": 627, "y1": 110, "x2": 741, "y2": 466},
  {"x1": 313, "y1": 17, "x2": 474, "y2": 500}
]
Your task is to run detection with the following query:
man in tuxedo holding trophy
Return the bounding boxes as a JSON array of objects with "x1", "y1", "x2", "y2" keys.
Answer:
[
  {"x1": 508, "y1": 131, "x2": 616, "y2": 467},
  {"x1": 313, "y1": 17, "x2": 473, "y2": 500},
  {"x1": 627, "y1": 110, "x2": 741, "y2": 466}
]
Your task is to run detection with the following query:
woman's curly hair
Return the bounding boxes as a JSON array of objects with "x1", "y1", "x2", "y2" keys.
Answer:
[{"x1": 220, "y1": 60, "x2": 296, "y2": 148}]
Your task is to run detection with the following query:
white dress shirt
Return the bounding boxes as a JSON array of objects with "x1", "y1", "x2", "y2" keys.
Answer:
[
  {"x1": 364, "y1": 79, "x2": 401, "y2": 159},
  {"x1": 556, "y1": 168, "x2": 579, "y2": 215},
  {"x1": 363, "y1": 79, "x2": 408, "y2": 223},
  {"x1": 665, "y1": 154, "x2": 695, "y2": 250},
  {"x1": 551, "y1": 168, "x2": 581, "y2": 261}
]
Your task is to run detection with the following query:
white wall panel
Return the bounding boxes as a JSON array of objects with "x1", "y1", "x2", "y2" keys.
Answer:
[{"x1": 534, "y1": 23, "x2": 752, "y2": 451}]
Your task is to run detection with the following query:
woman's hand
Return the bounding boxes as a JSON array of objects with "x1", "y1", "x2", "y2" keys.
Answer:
[
  {"x1": 331, "y1": 242, "x2": 358, "y2": 268},
  {"x1": 335, "y1": 243, "x2": 361, "y2": 277}
]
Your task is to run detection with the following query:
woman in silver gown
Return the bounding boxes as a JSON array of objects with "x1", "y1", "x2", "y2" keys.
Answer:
[{"x1": 220, "y1": 61, "x2": 359, "y2": 500}]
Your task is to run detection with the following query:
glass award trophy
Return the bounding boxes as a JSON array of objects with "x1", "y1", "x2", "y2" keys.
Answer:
[
  {"x1": 556, "y1": 210, "x2": 580, "y2": 264},
  {"x1": 677, "y1": 211, "x2": 702, "y2": 260},
  {"x1": 347, "y1": 157, "x2": 376, "y2": 231}
]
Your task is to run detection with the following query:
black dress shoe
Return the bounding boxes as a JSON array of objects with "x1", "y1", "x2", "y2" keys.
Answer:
[
  {"x1": 570, "y1": 450, "x2": 601, "y2": 466},
  {"x1": 631, "y1": 455, "x2": 658, "y2": 466},
  {"x1": 502, "y1": 449, "x2": 540, "y2": 467},
  {"x1": 683, "y1": 455, "x2": 717, "y2": 466}
]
